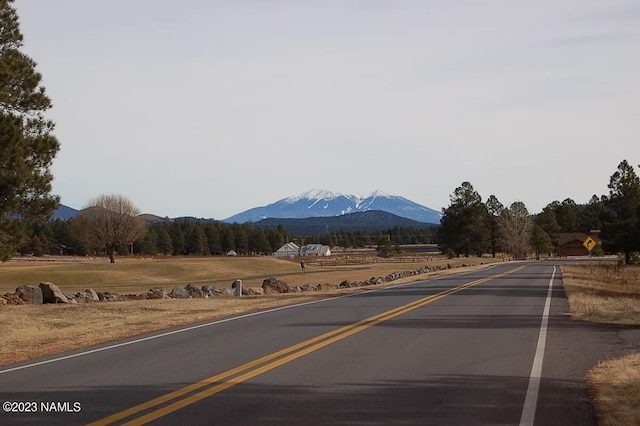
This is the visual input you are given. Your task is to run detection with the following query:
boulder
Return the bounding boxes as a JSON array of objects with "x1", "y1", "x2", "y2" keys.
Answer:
[
  {"x1": 168, "y1": 287, "x2": 191, "y2": 299},
  {"x1": 0, "y1": 296, "x2": 7, "y2": 305},
  {"x1": 201, "y1": 284, "x2": 216, "y2": 298},
  {"x1": 39, "y1": 282, "x2": 69, "y2": 304},
  {"x1": 261, "y1": 277, "x2": 289, "y2": 294},
  {"x1": 245, "y1": 287, "x2": 264, "y2": 296},
  {"x1": 301, "y1": 283, "x2": 321, "y2": 292},
  {"x1": 97, "y1": 291, "x2": 120, "y2": 302},
  {"x1": 185, "y1": 283, "x2": 203, "y2": 298},
  {"x1": 147, "y1": 287, "x2": 167, "y2": 300},
  {"x1": 72, "y1": 292, "x2": 88, "y2": 303},
  {"x1": 84, "y1": 289, "x2": 100, "y2": 302},
  {"x1": 216, "y1": 288, "x2": 235, "y2": 297},
  {"x1": 72, "y1": 289, "x2": 99, "y2": 303},
  {"x1": 338, "y1": 280, "x2": 358, "y2": 288},
  {"x1": 15, "y1": 286, "x2": 43, "y2": 305}
]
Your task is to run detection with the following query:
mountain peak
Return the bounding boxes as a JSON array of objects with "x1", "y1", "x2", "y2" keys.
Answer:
[
  {"x1": 223, "y1": 189, "x2": 442, "y2": 224},
  {"x1": 285, "y1": 189, "x2": 340, "y2": 203}
]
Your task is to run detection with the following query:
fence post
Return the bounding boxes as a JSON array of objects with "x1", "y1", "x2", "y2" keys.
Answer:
[{"x1": 233, "y1": 279, "x2": 242, "y2": 297}]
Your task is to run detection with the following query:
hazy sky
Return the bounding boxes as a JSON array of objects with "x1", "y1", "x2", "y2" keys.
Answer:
[{"x1": 14, "y1": 1, "x2": 640, "y2": 219}]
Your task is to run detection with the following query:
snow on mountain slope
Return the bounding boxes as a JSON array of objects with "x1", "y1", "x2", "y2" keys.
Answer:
[{"x1": 222, "y1": 189, "x2": 442, "y2": 224}]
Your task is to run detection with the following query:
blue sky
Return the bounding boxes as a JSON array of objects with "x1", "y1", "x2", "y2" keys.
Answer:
[{"x1": 15, "y1": 1, "x2": 640, "y2": 219}]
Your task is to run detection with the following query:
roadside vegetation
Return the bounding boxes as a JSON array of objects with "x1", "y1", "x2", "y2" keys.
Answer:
[{"x1": 562, "y1": 264, "x2": 640, "y2": 425}]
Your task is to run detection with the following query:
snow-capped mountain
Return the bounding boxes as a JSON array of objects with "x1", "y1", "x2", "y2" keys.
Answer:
[{"x1": 222, "y1": 189, "x2": 442, "y2": 224}]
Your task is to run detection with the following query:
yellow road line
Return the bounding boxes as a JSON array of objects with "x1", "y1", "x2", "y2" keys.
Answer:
[{"x1": 90, "y1": 265, "x2": 526, "y2": 425}]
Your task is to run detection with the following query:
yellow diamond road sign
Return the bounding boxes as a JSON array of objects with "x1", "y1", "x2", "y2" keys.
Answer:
[{"x1": 583, "y1": 236, "x2": 597, "y2": 252}]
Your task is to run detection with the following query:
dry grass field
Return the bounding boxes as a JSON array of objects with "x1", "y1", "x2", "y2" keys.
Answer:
[
  {"x1": 562, "y1": 264, "x2": 640, "y2": 426},
  {"x1": 0, "y1": 255, "x2": 483, "y2": 295},
  {"x1": 0, "y1": 254, "x2": 495, "y2": 365}
]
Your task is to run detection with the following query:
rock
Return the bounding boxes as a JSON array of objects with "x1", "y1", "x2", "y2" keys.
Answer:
[
  {"x1": 168, "y1": 287, "x2": 191, "y2": 299},
  {"x1": 338, "y1": 280, "x2": 358, "y2": 288},
  {"x1": 246, "y1": 287, "x2": 264, "y2": 296},
  {"x1": 97, "y1": 291, "x2": 120, "y2": 302},
  {"x1": 261, "y1": 277, "x2": 289, "y2": 294},
  {"x1": 72, "y1": 292, "x2": 88, "y2": 303},
  {"x1": 147, "y1": 287, "x2": 167, "y2": 299},
  {"x1": 72, "y1": 289, "x2": 100, "y2": 303},
  {"x1": 2, "y1": 293, "x2": 23, "y2": 305},
  {"x1": 15, "y1": 286, "x2": 43, "y2": 304},
  {"x1": 85, "y1": 289, "x2": 100, "y2": 302},
  {"x1": 216, "y1": 288, "x2": 235, "y2": 297},
  {"x1": 301, "y1": 283, "x2": 321, "y2": 292},
  {"x1": 201, "y1": 284, "x2": 216, "y2": 298},
  {"x1": 0, "y1": 296, "x2": 7, "y2": 305},
  {"x1": 39, "y1": 282, "x2": 69, "y2": 304},
  {"x1": 185, "y1": 283, "x2": 203, "y2": 298}
]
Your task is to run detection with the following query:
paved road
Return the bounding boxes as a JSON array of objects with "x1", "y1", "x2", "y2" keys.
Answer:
[{"x1": 1, "y1": 262, "x2": 637, "y2": 425}]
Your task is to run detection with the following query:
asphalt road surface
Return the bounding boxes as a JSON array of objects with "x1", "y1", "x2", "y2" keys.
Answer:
[{"x1": 1, "y1": 262, "x2": 637, "y2": 425}]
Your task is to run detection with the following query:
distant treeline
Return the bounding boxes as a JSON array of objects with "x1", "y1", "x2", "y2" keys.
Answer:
[{"x1": 16, "y1": 218, "x2": 438, "y2": 257}]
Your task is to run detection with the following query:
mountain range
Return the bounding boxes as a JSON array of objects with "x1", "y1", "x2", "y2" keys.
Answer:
[
  {"x1": 51, "y1": 189, "x2": 443, "y2": 225},
  {"x1": 222, "y1": 189, "x2": 442, "y2": 224}
]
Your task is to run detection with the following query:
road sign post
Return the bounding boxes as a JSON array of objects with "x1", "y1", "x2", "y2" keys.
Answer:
[{"x1": 583, "y1": 236, "x2": 597, "y2": 273}]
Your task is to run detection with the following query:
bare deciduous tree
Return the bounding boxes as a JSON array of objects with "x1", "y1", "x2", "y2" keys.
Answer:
[
  {"x1": 72, "y1": 194, "x2": 146, "y2": 263},
  {"x1": 499, "y1": 202, "x2": 533, "y2": 259}
]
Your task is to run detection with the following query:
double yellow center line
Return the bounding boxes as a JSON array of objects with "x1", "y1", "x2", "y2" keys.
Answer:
[{"x1": 89, "y1": 265, "x2": 525, "y2": 425}]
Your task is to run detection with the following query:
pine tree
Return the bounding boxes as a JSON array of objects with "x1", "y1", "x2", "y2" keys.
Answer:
[
  {"x1": 438, "y1": 182, "x2": 489, "y2": 256},
  {"x1": 0, "y1": 0, "x2": 60, "y2": 260},
  {"x1": 485, "y1": 194, "x2": 504, "y2": 258},
  {"x1": 601, "y1": 160, "x2": 640, "y2": 264}
]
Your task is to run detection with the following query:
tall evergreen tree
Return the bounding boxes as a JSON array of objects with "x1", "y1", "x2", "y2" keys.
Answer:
[
  {"x1": 0, "y1": 0, "x2": 60, "y2": 260},
  {"x1": 186, "y1": 225, "x2": 209, "y2": 255},
  {"x1": 438, "y1": 182, "x2": 489, "y2": 256},
  {"x1": 601, "y1": 160, "x2": 640, "y2": 264},
  {"x1": 579, "y1": 195, "x2": 604, "y2": 232},
  {"x1": 554, "y1": 198, "x2": 582, "y2": 232},
  {"x1": 535, "y1": 204, "x2": 561, "y2": 250},
  {"x1": 204, "y1": 223, "x2": 222, "y2": 255},
  {"x1": 530, "y1": 224, "x2": 553, "y2": 260},
  {"x1": 485, "y1": 194, "x2": 504, "y2": 258},
  {"x1": 156, "y1": 226, "x2": 173, "y2": 255}
]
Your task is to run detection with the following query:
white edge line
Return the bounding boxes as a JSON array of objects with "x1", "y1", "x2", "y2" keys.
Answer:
[
  {"x1": 519, "y1": 265, "x2": 556, "y2": 426},
  {"x1": 0, "y1": 291, "x2": 368, "y2": 375}
]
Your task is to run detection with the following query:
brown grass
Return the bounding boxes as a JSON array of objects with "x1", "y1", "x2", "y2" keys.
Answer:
[
  {"x1": 562, "y1": 264, "x2": 640, "y2": 325},
  {"x1": 0, "y1": 255, "x2": 484, "y2": 295},
  {"x1": 562, "y1": 263, "x2": 640, "y2": 426},
  {"x1": 0, "y1": 254, "x2": 496, "y2": 365},
  {"x1": 586, "y1": 353, "x2": 640, "y2": 426}
]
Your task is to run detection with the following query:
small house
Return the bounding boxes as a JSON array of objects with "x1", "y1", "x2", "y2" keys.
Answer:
[
  {"x1": 300, "y1": 244, "x2": 331, "y2": 256},
  {"x1": 274, "y1": 242, "x2": 300, "y2": 258},
  {"x1": 557, "y1": 233, "x2": 600, "y2": 257}
]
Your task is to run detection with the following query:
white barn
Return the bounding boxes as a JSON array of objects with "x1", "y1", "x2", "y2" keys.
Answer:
[{"x1": 274, "y1": 242, "x2": 300, "y2": 258}]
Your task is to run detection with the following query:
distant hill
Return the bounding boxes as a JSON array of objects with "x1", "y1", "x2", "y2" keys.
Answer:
[
  {"x1": 51, "y1": 204, "x2": 78, "y2": 220},
  {"x1": 223, "y1": 189, "x2": 442, "y2": 224},
  {"x1": 253, "y1": 210, "x2": 436, "y2": 235}
]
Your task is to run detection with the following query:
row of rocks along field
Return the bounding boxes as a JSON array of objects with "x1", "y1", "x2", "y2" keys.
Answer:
[{"x1": 0, "y1": 263, "x2": 461, "y2": 305}]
